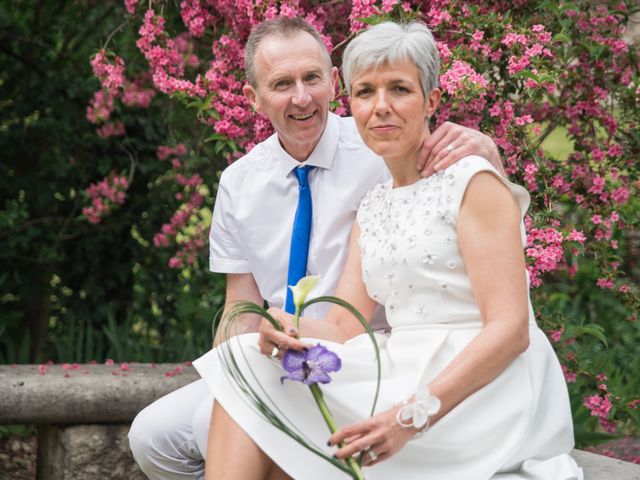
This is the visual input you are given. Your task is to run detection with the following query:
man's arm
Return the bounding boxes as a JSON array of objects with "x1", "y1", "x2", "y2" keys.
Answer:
[
  {"x1": 417, "y1": 122, "x2": 505, "y2": 177},
  {"x1": 213, "y1": 272, "x2": 264, "y2": 347}
]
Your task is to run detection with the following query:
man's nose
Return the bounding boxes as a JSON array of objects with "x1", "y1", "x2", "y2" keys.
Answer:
[{"x1": 291, "y1": 81, "x2": 312, "y2": 107}]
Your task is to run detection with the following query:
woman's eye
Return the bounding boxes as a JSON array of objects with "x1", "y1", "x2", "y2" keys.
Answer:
[{"x1": 355, "y1": 88, "x2": 372, "y2": 97}]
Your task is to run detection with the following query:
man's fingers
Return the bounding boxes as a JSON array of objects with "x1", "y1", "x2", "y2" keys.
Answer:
[
  {"x1": 417, "y1": 121, "x2": 451, "y2": 170},
  {"x1": 434, "y1": 143, "x2": 472, "y2": 171},
  {"x1": 420, "y1": 130, "x2": 459, "y2": 176}
]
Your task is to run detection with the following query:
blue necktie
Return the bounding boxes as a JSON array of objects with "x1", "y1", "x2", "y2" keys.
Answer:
[{"x1": 285, "y1": 165, "x2": 314, "y2": 314}]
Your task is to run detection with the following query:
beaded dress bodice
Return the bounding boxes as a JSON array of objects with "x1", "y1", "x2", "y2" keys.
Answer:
[{"x1": 357, "y1": 156, "x2": 530, "y2": 330}]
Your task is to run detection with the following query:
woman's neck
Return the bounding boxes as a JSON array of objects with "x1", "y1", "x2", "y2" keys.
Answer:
[{"x1": 384, "y1": 130, "x2": 428, "y2": 188}]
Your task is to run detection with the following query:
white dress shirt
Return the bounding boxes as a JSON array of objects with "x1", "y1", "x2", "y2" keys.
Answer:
[{"x1": 210, "y1": 113, "x2": 390, "y2": 321}]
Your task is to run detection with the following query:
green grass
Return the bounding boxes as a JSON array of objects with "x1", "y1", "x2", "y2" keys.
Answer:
[{"x1": 540, "y1": 125, "x2": 575, "y2": 161}]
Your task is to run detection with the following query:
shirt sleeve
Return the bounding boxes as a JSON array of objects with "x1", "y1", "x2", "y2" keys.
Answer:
[{"x1": 209, "y1": 170, "x2": 251, "y2": 273}]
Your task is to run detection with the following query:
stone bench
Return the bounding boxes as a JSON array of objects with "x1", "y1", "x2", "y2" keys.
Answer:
[
  {"x1": 2, "y1": 364, "x2": 640, "y2": 479},
  {"x1": 1, "y1": 363, "x2": 199, "y2": 479}
]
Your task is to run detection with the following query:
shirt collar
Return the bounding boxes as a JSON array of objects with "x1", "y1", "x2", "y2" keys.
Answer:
[{"x1": 271, "y1": 112, "x2": 340, "y2": 178}]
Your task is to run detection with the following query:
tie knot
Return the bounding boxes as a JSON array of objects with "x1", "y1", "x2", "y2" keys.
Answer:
[{"x1": 294, "y1": 165, "x2": 314, "y2": 187}]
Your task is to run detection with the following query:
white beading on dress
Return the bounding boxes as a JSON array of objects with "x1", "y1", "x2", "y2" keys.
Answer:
[{"x1": 194, "y1": 156, "x2": 583, "y2": 479}]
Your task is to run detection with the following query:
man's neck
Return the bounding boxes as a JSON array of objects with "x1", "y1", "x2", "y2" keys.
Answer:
[{"x1": 280, "y1": 137, "x2": 322, "y2": 162}]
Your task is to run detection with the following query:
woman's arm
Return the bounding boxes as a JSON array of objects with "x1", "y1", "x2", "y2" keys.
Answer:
[
  {"x1": 330, "y1": 171, "x2": 529, "y2": 462},
  {"x1": 257, "y1": 220, "x2": 379, "y2": 355},
  {"x1": 427, "y1": 171, "x2": 529, "y2": 421}
]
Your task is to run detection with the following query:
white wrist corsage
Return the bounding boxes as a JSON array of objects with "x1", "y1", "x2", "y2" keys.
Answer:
[{"x1": 395, "y1": 388, "x2": 441, "y2": 438}]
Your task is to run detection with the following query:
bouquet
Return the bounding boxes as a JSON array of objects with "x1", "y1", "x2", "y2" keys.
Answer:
[{"x1": 215, "y1": 275, "x2": 382, "y2": 480}]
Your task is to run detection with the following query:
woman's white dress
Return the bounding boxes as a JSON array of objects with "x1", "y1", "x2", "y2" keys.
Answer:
[{"x1": 194, "y1": 156, "x2": 583, "y2": 479}]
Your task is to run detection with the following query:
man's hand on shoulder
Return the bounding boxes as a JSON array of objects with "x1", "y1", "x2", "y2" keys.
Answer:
[{"x1": 418, "y1": 122, "x2": 504, "y2": 178}]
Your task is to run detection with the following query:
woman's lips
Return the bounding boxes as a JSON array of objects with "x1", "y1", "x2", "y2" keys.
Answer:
[{"x1": 371, "y1": 124, "x2": 398, "y2": 133}]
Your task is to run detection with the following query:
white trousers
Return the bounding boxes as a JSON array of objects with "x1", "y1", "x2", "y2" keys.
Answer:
[{"x1": 129, "y1": 379, "x2": 213, "y2": 480}]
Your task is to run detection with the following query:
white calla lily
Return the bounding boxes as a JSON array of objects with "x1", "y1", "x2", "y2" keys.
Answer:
[{"x1": 289, "y1": 275, "x2": 320, "y2": 310}]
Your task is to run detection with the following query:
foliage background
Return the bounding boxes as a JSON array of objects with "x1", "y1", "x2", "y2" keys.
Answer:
[{"x1": 1, "y1": 0, "x2": 639, "y2": 450}]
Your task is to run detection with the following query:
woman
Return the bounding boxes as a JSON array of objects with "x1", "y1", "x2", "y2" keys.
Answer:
[{"x1": 195, "y1": 21, "x2": 582, "y2": 479}]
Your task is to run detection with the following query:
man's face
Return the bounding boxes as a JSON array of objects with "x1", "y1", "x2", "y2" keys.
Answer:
[{"x1": 243, "y1": 32, "x2": 338, "y2": 161}]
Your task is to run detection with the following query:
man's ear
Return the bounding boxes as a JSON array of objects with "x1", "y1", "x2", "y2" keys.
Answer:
[
  {"x1": 330, "y1": 66, "x2": 340, "y2": 102},
  {"x1": 243, "y1": 84, "x2": 261, "y2": 113}
]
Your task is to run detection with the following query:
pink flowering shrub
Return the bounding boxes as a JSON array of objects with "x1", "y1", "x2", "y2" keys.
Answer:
[
  {"x1": 82, "y1": 174, "x2": 129, "y2": 224},
  {"x1": 86, "y1": 0, "x2": 639, "y2": 444}
]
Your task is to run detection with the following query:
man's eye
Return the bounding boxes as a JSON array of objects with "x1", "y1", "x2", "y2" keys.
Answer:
[
  {"x1": 392, "y1": 85, "x2": 409, "y2": 93},
  {"x1": 274, "y1": 80, "x2": 291, "y2": 89},
  {"x1": 305, "y1": 73, "x2": 320, "y2": 82}
]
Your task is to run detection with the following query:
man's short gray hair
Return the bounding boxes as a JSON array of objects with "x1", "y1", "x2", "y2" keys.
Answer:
[
  {"x1": 342, "y1": 21, "x2": 440, "y2": 98},
  {"x1": 244, "y1": 17, "x2": 332, "y2": 88}
]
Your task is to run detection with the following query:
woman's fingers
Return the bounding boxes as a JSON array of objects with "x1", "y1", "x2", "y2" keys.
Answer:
[
  {"x1": 328, "y1": 421, "x2": 366, "y2": 446},
  {"x1": 333, "y1": 432, "x2": 380, "y2": 459}
]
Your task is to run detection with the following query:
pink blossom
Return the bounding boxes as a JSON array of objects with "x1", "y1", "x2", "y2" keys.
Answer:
[
  {"x1": 596, "y1": 278, "x2": 615, "y2": 289},
  {"x1": 515, "y1": 115, "x2": 533, "y2": 126},
  {"x1": 38, "y1": 364, "x2": 47, "y2": 375},
  {"x1": 91, "y1": 50, "x2": 126, "y2": 94},
  {"x1": 97, "y1": 122, "x2": 125, "y2": 139},
  {"x1": 584, "y1": 394, "x2": 612, "y2": 418},
  {"x1": 105, "y1": 359, "x2": 115, "y2": 366},
  {"x1": 561, "y1": 365, "x2": 577, "y2": 383},
  {"x1": 611, "y1": 186, "x2": 629, "y2": 204},
  {"x1": 440, "y1": 61, "x2": 487, "y2": 97},
  {"x1": 124, "y1": 0, "x2": 138, "y2": 15},
  {"x1": 566, "y1": 230, "x2": 586, "y2": 244},
  {"x1": 549, "y1": 325, "x2": 564, "y2": 343},
  {"x1": 86, "y1": 90, "x2": 114, "y2": 124},
  {"x1": 168, "y1": 256, "x2": 183, "y2": 269}
]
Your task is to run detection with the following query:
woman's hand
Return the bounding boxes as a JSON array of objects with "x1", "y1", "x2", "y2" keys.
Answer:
[
  {"x1": 328, "y1": 406, "x2": 415, "y2": 467},
  {"x1": 257, "y1": 307, "x2": 309, "y2": 358}
]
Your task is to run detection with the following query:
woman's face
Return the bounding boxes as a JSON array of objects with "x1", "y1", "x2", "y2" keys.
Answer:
[{"x1": 349, "y1": 59, "x2": 440, "y2": 161}]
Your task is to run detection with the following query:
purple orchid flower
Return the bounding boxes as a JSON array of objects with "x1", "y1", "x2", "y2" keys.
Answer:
[{"x1": 281, "y1": 344, "x2": 342, "y2": 385}]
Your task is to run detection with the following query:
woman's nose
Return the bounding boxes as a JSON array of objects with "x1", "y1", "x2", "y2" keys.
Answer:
[{"x1": 373, "y1": 91, "x2": 390, "y2": 114}]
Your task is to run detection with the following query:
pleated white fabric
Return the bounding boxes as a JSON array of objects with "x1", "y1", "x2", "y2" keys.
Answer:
[{"x1": 194, "y1": 156, "x2": 583, "y2": 480}]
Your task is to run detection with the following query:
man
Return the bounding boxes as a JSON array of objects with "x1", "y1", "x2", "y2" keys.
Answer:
[{"x1": 129, "y1": 17, "x2": 502, "y2": 479}]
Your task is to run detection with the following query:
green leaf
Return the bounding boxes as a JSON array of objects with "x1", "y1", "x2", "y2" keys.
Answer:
[
  {"x1": 552, "y1": 33, "x2": 571, "y2": 43},
  {"x1": 577, "y1": 324, "x2": 608, "y2": 347},
  {"x1": 303, "y1": 295, "x2": 382, "y2": 419},
  {"x1": 204, "y1": 133, "x2": 227, "y2": 143}
]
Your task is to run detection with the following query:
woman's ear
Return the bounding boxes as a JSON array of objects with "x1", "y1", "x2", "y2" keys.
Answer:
[{"x1": 426, "y1": 88, "x2": 442, "y2": 118}]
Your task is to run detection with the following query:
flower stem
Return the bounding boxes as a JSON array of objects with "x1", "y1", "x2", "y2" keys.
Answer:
[
  {"x1": 309, "y1": 384, "x2": 365, "y2": 480},
  {"x1": 294, "y1": 305, "x2": 301, "y2": 332}
]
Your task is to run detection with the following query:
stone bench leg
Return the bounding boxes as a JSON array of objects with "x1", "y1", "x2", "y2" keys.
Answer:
[{"x1": 37, "y1": 424, "x2": 145, "y2": 480}]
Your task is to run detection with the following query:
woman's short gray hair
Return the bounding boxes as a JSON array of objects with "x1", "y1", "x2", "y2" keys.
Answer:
[{"x1": 342, "y1": 21, "x2": 440, "y2": 98}]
